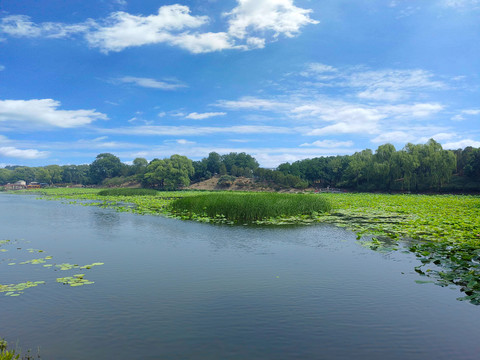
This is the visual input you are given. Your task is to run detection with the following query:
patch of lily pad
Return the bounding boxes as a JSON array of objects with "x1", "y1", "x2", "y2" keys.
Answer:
[
  {"x1": 56, "y1": 274, "x2": 95, "y2": 287},
  {"x1": 1, "y1": 239, "x2": 104, "y2": 297},
  {"x1": 1, "y1": 281, "x2": 45, "y2": 296}
]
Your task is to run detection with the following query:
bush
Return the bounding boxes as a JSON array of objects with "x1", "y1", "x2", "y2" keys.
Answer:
[{"x1": 217, "y1": 175, "x2": 236, "y2": 188}]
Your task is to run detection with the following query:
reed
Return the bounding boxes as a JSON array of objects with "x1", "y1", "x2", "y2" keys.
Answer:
[{"x1": 169, "y1": 192, "x2": 332, "y2": 222}]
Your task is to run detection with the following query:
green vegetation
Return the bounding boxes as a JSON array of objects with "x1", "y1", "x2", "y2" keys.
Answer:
[
  {"x1": 142, "y1": 154, "x2": 194, "y2": 190},
  {"x1": 0, "y1": 338, "x2": 39, "y2": 360},
  {"x1": 1, "y1": 238, "x2": 104, "y2": 297},
  {"x1": 98, "y1": 188, "x2": 158, "y2": 196},
  {"x1": 1, "y1": 140, "x2": 480, "y2": 192},
  {"x1": 169, "y1": 193, "x2": 332, "y2": 222}
]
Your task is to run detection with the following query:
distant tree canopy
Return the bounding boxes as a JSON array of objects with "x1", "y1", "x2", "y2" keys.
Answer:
[
  {"x1": 1, "y1": 140, "x2": 479, "y2": 192},
  {"x1": 278, "y1": 139, "x2": 458, "y2": 192}
]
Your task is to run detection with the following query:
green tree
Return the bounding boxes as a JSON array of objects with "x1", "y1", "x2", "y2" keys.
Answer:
[
  {"x1": 0, "y1": 168, "x2": 12, "y2": 184},
  {"x1": 206, "y1": 152, "x2": 222, "y2": 175},
  {"x1": 89, "y1": 153, "x2": 123, "y2": 184},
  {"x1": 35, "y1": 167, "x2": 52, "y2": 184},
  {"x1": 142, "y1": 155, "x2": 194, "y2": 190},
  {"x1": 11, "y1": 166, "x2": 36, "y2": 183}
]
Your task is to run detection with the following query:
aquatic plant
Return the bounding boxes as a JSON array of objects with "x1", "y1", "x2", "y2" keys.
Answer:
[
  {"x1": 0, "y1": 338, "x2": 40, "y2": 360},
  {"x1": 97, "y1": 188, "x2": 159, "y2": 196},
  {"x1": 1, "y1": 239, "x2": 104, "y2": 297},
  {"x1": 168, "y1": 192, "x2": 332, "y2": 222}
]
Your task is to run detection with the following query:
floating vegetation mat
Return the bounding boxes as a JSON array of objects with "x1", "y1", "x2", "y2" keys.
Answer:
[{"x1": 1, "y1": 238, "x2": 104, "y2": 297}]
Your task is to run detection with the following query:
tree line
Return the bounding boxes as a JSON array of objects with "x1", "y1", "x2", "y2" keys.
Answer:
[{"x1": 1, "y1": 139, "x2": 480, "y2": 192}]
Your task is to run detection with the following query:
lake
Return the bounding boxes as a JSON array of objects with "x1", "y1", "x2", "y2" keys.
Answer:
[{"x1": 1, "y1": 194, "x2": 479, "y2": 359}]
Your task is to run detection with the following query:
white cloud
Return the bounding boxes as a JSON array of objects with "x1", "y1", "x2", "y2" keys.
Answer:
[
  {"x1": 118, "y1": 76, "x2": 186, "y2": 90},
  {"x1": 168, "y1": 32, "x2": 238, "y2": 53},
  {"x1": 451, "y1": 109, "x2": 480, "y2": 121},
  {"x1": 216, "y1": 96, "x2": 286, "y2": 110},
  {"x1": 442, "y1": 0, "x2": 480, "y2": 8},
  {"x1": 185, "y1": 112, "x2": 226, "y2": 120},
  {"x1": 226, "y1": 0, "x2": 319, "y2": 39},
  {"x1": 301, "y1": 65, "x2": 447, "y2": 102},
  {"x1": 175, "y1": 139, "x2": 196, "y2": 145},
  {"x1": 0, "y1": 15, "x2": 89, "y2": 38},
  {"x1": 463, "y1": 109, "x2": 480, "y2": 115},
  {"x1": 442, "y1": 139, "x2": 480, "y2": 149},
  {"x1": 372, "y1": 130, "x2": 456, "y2": 145},
  {"x1": 1, "y1": 1, "x2": 319, "y2": 53},
  {"x1": 103, "y1": 124, "x2": 293, "y2": 136},
  {"x1": 113, "y1": 0, "x2": 128, "y2": 7},
  {"x1": 300, "y1": 140, "x2": 354, "y2": 148},
  {"x1": 0, "y1": 99, "x2": 108, "y2": 128},
  {"x1": 306, "y1": 63, "x2": 337, "y2": 74},
  {"x1": 380, "y1": 103, "x2": 444, "y2": 118},
  {"x1": 0, "y1": 146, "x2": 49, "y2": 159},
  {"x1": 371, "y1": 131, "x2": 414, "y2": 144},
  {"x1": 85, "y1": 5, "x2": 211, "y2": 53},
  {"x1": 357, "y1": 89, "x2": 406, "y2": 102}
]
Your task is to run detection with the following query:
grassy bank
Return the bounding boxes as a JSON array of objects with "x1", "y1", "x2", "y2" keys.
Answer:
[{"x1": 169, "y1": 192, "x2": 332, "y2": 222}]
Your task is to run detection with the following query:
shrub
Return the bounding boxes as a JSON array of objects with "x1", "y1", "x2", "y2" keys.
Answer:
[{"x1": 217, "y1": 175, "x2": 236, "y2": 188}]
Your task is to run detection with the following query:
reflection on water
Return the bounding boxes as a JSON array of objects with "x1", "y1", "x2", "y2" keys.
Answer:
[{"x1": 1, "y1": 194, "x2": 480, "y2": 360}]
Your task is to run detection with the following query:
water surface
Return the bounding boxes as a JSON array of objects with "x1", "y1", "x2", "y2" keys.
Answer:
[{"x1": 1, "y1": 194, "x2": 479, "y2": 359}]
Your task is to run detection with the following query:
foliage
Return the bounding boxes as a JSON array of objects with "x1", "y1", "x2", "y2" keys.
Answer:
[
  {"x1": 254, "y1": 168, "x2": 308, "y2": 189},
  {"x1": 0, "y1": 338, "x2": 39, "y2": 360},
  {"x1": 168, "y1": 193, "x2": 332, "y2": 222},
  {"x1": 142, "y1": 155, "x2": 194, "y2": 190},
  {"x1": 98, "y1": 188, "x2": 158, "y2": 196},
  {"x1": 89, "y1": 153, "x2": 124, "y2": 184},
  {"x1": 101, "y1": 175, "x2": 136, "y2": 188},
  {"x1": 1, "y1": 140, "x2": 480, "y2": 193},
  {"x1": 279, "y1": 139, "x2": 460, "y2": 192}
]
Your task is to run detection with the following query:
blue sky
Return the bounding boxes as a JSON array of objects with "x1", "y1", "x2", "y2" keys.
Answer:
[{"x1": 1, "y1": 0, "x2": 479, "y2": 167}]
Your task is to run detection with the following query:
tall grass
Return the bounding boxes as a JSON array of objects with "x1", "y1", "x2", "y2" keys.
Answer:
[
  {"x1": 97, "y1": 188, "x2": 158, "y2": 196},
  {"x1": 169, "y1": 192, "x2": 332, "y2": 222}
]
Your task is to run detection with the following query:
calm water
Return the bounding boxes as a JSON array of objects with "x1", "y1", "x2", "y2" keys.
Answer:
[{"x1": 1, "y1": 194, "x2": 479, "y2": 360}]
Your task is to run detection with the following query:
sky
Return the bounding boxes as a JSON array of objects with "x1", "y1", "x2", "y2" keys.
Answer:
[{"x1": 0, "y1": 0, "x2": 479, "y2": 168}]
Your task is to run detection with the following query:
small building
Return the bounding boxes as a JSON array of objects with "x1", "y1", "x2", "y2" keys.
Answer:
[
  {"x1": 27, "y1": 182, "x2": 41, "y2": 189},
  {"x1": 4, "y1": 180, "x2": 27, "y2": 190}
]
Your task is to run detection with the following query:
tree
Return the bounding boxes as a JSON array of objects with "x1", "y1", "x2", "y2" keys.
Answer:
[
  {"x1": 464, "y1": 148, "x2": 480, "y2": 179},
  {"x1": 11, "y1": 167, "x2": 36, "y2": 183},
  {"x1": 0, "y1": 168, "x2": 12, "y2": 184},
  {"x1": 35, "y1": 168, "x2": 52, "y2": 184},
  {"x1": 142, "y1": 155, "x2": 194, "y2": 190},
  {"x1": 206, "y1": 152, "x2": 222, "y2": 175},
  {"x1": 45, "y1": 165, "x2": 63, "y2": 184},
  {"x1": 192, "y1": 159, "x2": 211, "y2": 182},
  {"x1": 89, "y1": 153, "x2": 123, "y2": 184}
]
